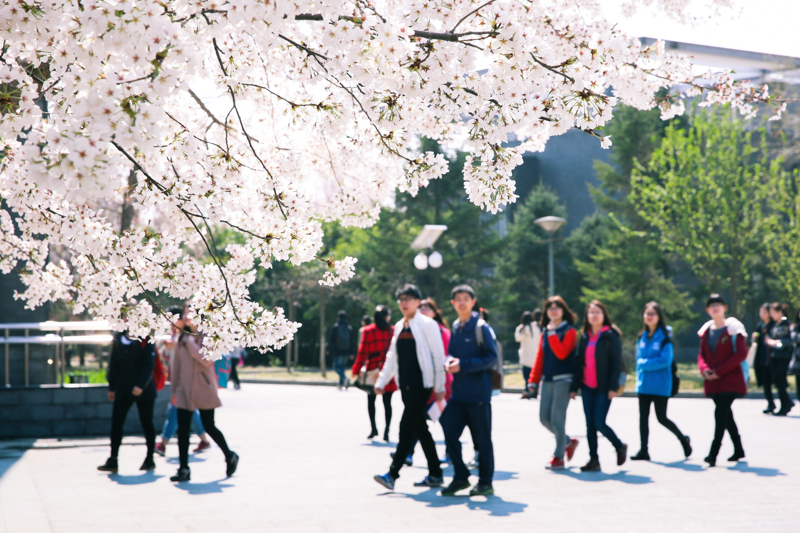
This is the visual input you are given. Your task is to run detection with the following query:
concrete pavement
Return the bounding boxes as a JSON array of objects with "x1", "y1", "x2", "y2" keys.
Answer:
[{"x1": 1, "y1": 383, "x2": 798, "y2": 532}]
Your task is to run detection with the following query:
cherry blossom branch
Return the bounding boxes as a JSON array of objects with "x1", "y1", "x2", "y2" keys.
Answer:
[{"x1": 450, "y1": 0, "x2": 497, "y2": 33}]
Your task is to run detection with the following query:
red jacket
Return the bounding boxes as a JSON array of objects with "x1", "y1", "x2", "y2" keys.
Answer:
[
  {"x1": 698, "y1": 325, "x2": 748, "y2": 397},
  {"x1": 353, "y1": 324, "x2": 397, "y2": 393}
]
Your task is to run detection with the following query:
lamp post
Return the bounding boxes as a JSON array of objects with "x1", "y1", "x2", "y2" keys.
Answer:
[
  {"x1": 412, "y1": 225, "x2": 447, "y2": 296},
  {"x1": 534, "y1": 216, "x2": 566, "y2": 297}
]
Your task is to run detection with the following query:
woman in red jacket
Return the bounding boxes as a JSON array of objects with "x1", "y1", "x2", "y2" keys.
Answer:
[
  {"x1": 697, "y1": 294, "x2": 748, "y2": 467},
  {"x1": 353, "y1": 305, "x2": 397, "y2": 441}
]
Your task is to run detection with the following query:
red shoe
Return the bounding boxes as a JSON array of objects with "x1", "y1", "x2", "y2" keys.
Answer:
[
  {"x1": 193, "y1": 440, "x2": 211, "y2": 453},
  {"x1": 545, "y1": 456, "x2": 565, "y2": 470},
  {"x1": 154, "y1": 442, "x2": 166, "y2": 457},
  {"x1": 565, "y1": 438, "x2": 579, "y2": 462}
]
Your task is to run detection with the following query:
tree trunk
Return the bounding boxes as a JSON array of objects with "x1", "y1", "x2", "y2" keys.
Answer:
[
  {"x1": 286, "y1": 288, "x2": 295, "y2": 373},
  {"x1": 319, "y1": 287, "x2": 326, "y2": 378}
]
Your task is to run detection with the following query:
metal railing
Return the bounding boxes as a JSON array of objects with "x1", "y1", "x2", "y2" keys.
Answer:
[{"x1": 0, "y1": 321, "x2": 113, "y2": 387}]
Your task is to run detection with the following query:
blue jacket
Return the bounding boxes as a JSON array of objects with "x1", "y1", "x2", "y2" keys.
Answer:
[
  {"x1": 449, "y1": 312, "x2": 498, "y2": 403},
  {"x1": 635, "y1": 328, "x2": 673, "y2": 397}
]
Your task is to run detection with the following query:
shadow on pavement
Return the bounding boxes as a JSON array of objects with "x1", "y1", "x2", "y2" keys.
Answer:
[
  {"x1": 361, "y1": 441, "x2": 396, "y2": 448},
  {"x1": 166, "y1": 455, "x2": 208, "y2": 465},
  {"x1": 728, "y1": 461, "x2": 785, "y2": 477},
  {"x1": 173, "y1": 479, "x2": 235, "y2": 494},
  {"x1": 108, "y1": 471, "x2": 164, "y2": 485},
  {"x1": 389, "y1": 488, "x2": 527, "y2": 517},
  {"x1": 652, "y1": 460, "x2": 705, "y2": 472},
  {"x1": 553, "y1": 468, "x2": 653, "y2": 484}
]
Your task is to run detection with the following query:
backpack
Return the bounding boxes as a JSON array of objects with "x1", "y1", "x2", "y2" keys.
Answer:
[
  {"x1": 472, "y1": 319, "x2": 504, "y2": 390},
  {"x1": 335, "y1": 322, "x2": 352, "y2": 351}
]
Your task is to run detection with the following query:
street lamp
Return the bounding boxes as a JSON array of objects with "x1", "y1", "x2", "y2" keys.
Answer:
[
  {"x1": 412, "y1": 225, "x2": 447, "y2": 271},
  {"x1": 534, "y1": 216, "x2": 566, "y2": 297}
]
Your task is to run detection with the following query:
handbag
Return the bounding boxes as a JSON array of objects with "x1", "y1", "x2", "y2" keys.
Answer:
[{"x1": 358, "y1": 365, "x2": 379, "y2": 387}]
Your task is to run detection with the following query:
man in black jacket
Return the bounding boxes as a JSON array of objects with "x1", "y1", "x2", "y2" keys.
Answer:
[
  {"x1": 328, "y1": 311, "x2": 356, "y2": 390},
  {"x1": 97, "y1": 332, "x2": 158, "y2": 473}
]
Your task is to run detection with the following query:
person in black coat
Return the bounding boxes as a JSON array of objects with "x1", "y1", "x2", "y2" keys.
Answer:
[
  {"x1": 753, "y1": 303, "x2": 776, "y2": 413},
  {"x1": 97, "y1": 332, "x2": 158, "y2": 473},
  {"x1": 765, "y1": 302, "x2": 794, "y2": 416},
  {"x1": 570, "y1": 300, "x2": 627, "y2": 472}
]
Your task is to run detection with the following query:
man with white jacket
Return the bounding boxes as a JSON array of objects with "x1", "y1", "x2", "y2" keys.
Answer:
[{"x1": 373, "y1": 284, "x2": 446, "y2": 491}]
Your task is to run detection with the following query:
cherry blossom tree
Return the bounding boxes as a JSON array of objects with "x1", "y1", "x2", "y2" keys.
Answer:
[{"x1": 0, "y1": 0, "x2": 784, "y2": 357}]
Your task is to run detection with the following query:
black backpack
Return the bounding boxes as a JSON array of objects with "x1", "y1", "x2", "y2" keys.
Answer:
[{"x1": 336, "y1": 323, "x2": 352, "y2": 351}]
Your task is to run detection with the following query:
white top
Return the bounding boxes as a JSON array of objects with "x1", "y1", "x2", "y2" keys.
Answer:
[
  {"x1": 515, "y1": 323, "x2": 541, "y2": 368},
  {"x1": 375, "y1": 311, "x2": 446, "y2": 393}
]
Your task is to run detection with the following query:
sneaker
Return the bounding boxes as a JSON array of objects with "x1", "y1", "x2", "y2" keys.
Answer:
[
  {"x1": 413, "y1": 475, "x2": 444, "y2": 487},
  {"x1": 139, "y1": 457, "x2": 156, "y2": 471},
  {"x1": 226, "y1": 452, "x2": 239, "y2": 477},
  {"x1": 545, "y1": 456, "x2": 565, "y2": 470},
  {"x1": 704, "y1": 455, "x2": 716, "y2": 467},
  {"x1": 630, "y1": 450, "x2": 650, "y2": 461},
  {"x1": 193, "y1": 440, "x2": 211, "y2": 453},
  {"x1": 233, "y1": 382, "x2": 241, "y2": 390},
  {"x1": 727, "y1": 450, "x2": 745, "y2": 462},
  {"x1": 616, "y1": 443, "x2": 628, "y2": 466},
  {"x1": 565, "y1": 438, "x2": 579, "y2": 461},
  {"x1": 97, "y1": 457, "x2": 118, "y2": 473},
  {"x1": 373, "y1": 472, "x2": 396, "y2": 491},
  {"x1": 580, "y1": 459, "x2": 601, "y2": 472},
  {"x1": 681, "y1": 435, "x2": 692, "y2": 458},
  {"x1": 469, "y1": 483, "x2": 495, "y2": 496},
  {"x1": 440, "y1": 479, "x2": 471, "y2": 496},
  {"x1": 520, "y1": 392, "x2": 532, "y2": 400},
  {"x1": 390, "y1": 452, "x2": 413, "y2": 467},
  {"x1": 154, "y1": 442, "x2": 166, "y2": 457},
  {"x1": 170, "y1": 467, "x2": 191, "y2": 482}
]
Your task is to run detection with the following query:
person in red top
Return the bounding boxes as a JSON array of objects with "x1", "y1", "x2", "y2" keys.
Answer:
[
  {"x1": 697, "y1": 294, "x2": 748, "y2": 467},
  {"x1": 353, "y1": 305, "x2": 397, "y2": 441},
  {"x1": 528, "y1": 296, "x2": 580, "y2": 470}
]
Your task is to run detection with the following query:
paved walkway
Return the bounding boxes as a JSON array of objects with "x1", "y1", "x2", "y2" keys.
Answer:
[{"x1": 1, "y1": 384, "x2": 798, "y2": 532}]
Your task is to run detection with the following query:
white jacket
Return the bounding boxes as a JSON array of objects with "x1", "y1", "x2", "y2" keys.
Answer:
[
  {"x1": 515, "y1": 323, "x2": 541, "y2": 368},
  {"x1": 375, "y1": 311, "x2": 446, "y2": 393},
  {"x1": 697, "y1": 317, "x2": 747, "y2": 340}
]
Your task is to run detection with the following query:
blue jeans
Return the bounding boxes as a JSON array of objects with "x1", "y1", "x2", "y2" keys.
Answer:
[
  {"x1": 442, "y1": 399, "x2": 494, "y2": 486},
  {"x1": 161, "y1": 402, "x2": 204, "y2": 440},
  {"x1": 581, "y1": 385, "x2": 623, "y2": 461},
  {"x1": 333, "y1": 355, "x2": 349, "y2": 387}
]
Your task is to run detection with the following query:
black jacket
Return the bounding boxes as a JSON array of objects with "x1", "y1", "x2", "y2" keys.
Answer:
[
  {"x1": 328, "y1": 320, "x2": 356, "y2": 357},
  {"x1": 754, "y1": 320, "x2": 774, "y2": 368},
  {"x1": 768, "y1": 318, "x2": 793, "y2": 360},
  {"x1": 571, "y1": 328, "x2": 623, "y2": 394},
  {"x1": 107, "y1": 333, "x2": 156, "y2": 398}
]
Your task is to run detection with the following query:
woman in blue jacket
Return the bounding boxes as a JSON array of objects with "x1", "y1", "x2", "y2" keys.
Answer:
[{"x1": 631, "y1": 302, "x2": 692, "y2": 461}]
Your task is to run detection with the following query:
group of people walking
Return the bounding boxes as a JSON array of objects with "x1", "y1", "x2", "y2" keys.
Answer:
[
  {"x1": 351, "y1": 283, "x2": 765, "y2": 496},
  {"x1": 753, "y1": 302, "x2": 800, "y2": 416},
  {"x1": 97, "y1": 304, "x2": 240, "y2": 482}
]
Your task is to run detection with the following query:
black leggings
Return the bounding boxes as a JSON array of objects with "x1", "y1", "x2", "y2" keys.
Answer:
[
  {"x1": 178, "y1": 408, "x2": 231, "y2": 469},
  {"x1": 638, "y1": 394, "x2": 685, "y2": 451},
  {"x1": 229, "y1": 361, "x2": 240, "y2": 387},
  {"x1": 771, "y1": 358, "x2": 793, "y2": 412},
  {"x1": 708, "y1": 393, "x2": 743, "y2": 459},
  {"x1": 755, "y1": 364, "x2": 775, "y2": 409},
  {"x1": 367, "y1": 391, "x2": 393, "y2": 431},
  {"x1": 110, "y1": 392, "x2": 156, "y2": 460}
]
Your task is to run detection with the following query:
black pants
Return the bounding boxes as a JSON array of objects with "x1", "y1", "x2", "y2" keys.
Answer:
[
  {"x1": 638, "y1": 394, "x2": 685, "y2": 451},
  {"x1": 110, "y1": 392, "x2": 156, "y2": 460},
  {"x1": 708, "y1": 393, "x2": 743, "y2": 459},
  {"x1": 368, "y1": 391, "x2": 393, "y2": 432},
  {"x1": 178, "y1": 408, "x2": 232, "y2": 469},
  {"x1": 229, "y1": 361, "x2": 240, "y2": 387},
  {"x1": 442, "y1": 399, "x2": 494, "y2": 485},
  {"x1": 390, "y1": 388, "x2": 442, "y2": 479},
  {"x1": 771, "y1": 358, "x2": 793, "y2": 412},
  {"x1": 754, "y1": 363, "x2": 775, "y2": 409}
]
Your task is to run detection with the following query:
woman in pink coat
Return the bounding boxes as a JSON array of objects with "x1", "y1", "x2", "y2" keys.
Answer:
[{"x1": 170, "y1": 307, "x2": 239, "y2": 482}]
